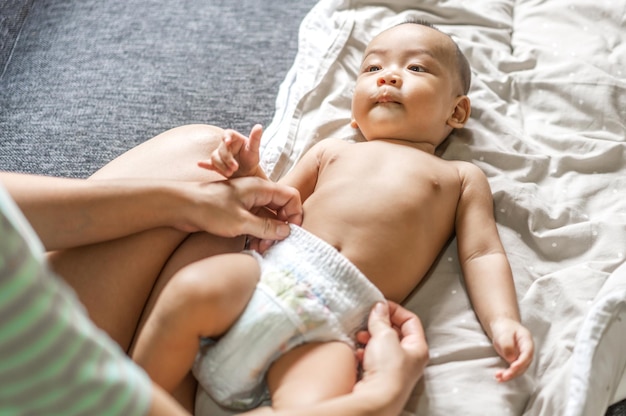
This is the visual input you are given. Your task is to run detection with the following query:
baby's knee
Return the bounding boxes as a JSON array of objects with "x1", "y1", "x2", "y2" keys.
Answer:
[
  {"x1": 165, "y1": 254, "x2": 259, "y2": 336},
  {"x1": 167, "y1": 254, "x2": 258, "y2": 312},
  {"x1": 167, "y1": 262, "x2": 220, "y2": 308}
]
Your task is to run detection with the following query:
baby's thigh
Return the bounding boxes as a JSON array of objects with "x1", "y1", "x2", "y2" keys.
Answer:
[{"x1": 267, "y1": 341, "x2": 357, "y2": 409}]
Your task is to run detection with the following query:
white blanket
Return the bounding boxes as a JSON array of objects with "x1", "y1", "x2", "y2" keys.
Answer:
[{"x1": 198, "y1": 1, "x2": 626, "y2": 414}]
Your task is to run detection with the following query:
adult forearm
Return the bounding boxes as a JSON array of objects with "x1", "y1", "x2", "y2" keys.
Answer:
[
  {"x1": 242, "y1": 390, "x2": 402, "y2": 416},
  {"x1": 148, "y1": 383, "x2": 190, "y2": 416},
  {"x1": 1, "y1": 172, "x2": 185, "y2": 250}
]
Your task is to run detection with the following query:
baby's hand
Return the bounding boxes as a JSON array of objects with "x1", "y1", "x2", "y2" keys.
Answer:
[
  {"x1": 198, "y1": 124, "x2": 263, "y2": 178},
  {"x1": 490, "y1": 317, "x2": 534, "y2": 382}
]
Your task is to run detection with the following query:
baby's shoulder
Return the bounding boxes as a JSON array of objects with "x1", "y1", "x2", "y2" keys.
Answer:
[
  {"x1": 447, "y1": 160, "x2": 485, "y2": 176},
  {"x1": 444, "y1": 160, "x2": 489, "y2": 188},
  {"x1": 310, "y1": 137, "x2": 350, "y2": 153},
  {"x1": 311, "y1": 138, "x2": 355, "y2": 161}
]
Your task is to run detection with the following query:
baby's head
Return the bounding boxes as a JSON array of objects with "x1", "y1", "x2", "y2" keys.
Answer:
[{"x1": 351, "y1": 21, "x2": 472, "y2": 149}]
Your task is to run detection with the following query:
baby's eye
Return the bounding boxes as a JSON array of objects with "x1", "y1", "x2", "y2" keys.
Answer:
[
  {"x1": 366, "y1": 65, "x2": 381, "y2": 72},
  {"x1": 408, "y1": 65, "x2": 426, "y2": 72}
]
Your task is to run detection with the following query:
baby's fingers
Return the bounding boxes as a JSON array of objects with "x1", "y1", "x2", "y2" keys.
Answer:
[
  {"x1": 511, "y1": 330, "x2": 534, "y2": 373},
  {"x1": 495, "y1": 328, "x2": 534, "y2": 382},
  {"x1": 356, "y1": 330, "x2": 371, "y2": 346},
  {"x1": 197, "y1": 131, "x2": 241, "y2": 176},
  {"x1": 495, "y1": 357, "x2": 524, "y2": 382},
  {"x1": 217, "y1": 131, "x2": 243, "y2": 174},
  {"x1": 197, "y1": 152, "x2": 237, "y2": 177}
]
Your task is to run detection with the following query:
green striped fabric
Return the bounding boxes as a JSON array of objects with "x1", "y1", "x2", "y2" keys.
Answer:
[{"x1": 0, "y1": 186, "x2": 151, "y2": 416}]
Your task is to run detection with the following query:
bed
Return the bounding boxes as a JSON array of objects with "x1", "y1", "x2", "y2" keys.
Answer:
[{"x1": 198, "y1": 0, "x2": 626, "y2": 415}]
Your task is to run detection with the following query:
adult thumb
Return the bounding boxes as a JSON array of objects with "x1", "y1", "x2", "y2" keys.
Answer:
[
  {"x1": 367, "y1": 302, "x2": 391, "y2": 335},
  {"x1": 244, "y1": 214, "x2": 291, "y2": 241}
]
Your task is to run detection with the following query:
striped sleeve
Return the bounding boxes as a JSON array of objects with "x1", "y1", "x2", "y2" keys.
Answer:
[{"x1": 0, "y1": 190, "x2": 152, "y2": 416}]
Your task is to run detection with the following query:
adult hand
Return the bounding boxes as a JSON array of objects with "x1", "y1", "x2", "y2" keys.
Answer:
[
  {"x1": 178, "y1": 176, "x2": 302, "y2": 241},
  {"x1": 354, "y1": 301, "x2": 429, "y2": 414},
  {"x1": 242, "y1": 302, "x2": 428, "y2": 416}
]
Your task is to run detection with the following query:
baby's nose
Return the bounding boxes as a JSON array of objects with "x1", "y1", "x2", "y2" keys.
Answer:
[{"x1": 377, "y1": 73, "x2": 401, "y2": 86}]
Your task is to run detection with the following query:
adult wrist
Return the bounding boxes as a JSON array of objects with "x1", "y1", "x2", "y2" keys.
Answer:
[
  {"x1": 155, "y1": 181, "x2": 199, "y2": 232},
  {"x1": 353, "y1": 375, "x2": 410, "y2": 416}
]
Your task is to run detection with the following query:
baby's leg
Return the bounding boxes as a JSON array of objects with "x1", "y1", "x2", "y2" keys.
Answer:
[
  {"x1": 267, "y1": 341, "x2": 357, "y2": 409},
  {"x1": 132, "y1": 252, "x2": 260, "y2": 394}
]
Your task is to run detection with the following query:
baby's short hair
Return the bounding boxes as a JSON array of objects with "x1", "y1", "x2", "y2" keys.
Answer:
[{"x1": 396, "y1": 19, "x2": 471, "y2": 95}]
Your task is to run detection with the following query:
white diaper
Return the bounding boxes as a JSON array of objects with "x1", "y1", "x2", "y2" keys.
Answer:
[{"x1": 192, "y1": 224, "x2": 385, "y2": 410}]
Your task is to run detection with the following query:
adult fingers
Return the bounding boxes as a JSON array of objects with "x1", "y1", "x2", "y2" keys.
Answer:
[
  {"x1": 367, "y1": 302, "x2": 393, "y2": 337},
  {"x1": 365, "y1": 301, "x2": 428, "y2": 386},
  {"x1": 387, "y1": 301, "x2": 429, "y2": 364},
  {"x1": 230, "y1": 177, "x2": 302, "y2": 239},
  {"x1": 387, "y1": 302, "x2": 427, "y2": 344},
  {"x1": 245, "y1": 179, "x2": 303, "y2": 226},
  {"x1": 240, "y1": 213, "x2": 291, "y2": 241}
]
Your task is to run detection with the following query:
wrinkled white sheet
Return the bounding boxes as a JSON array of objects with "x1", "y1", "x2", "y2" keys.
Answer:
[{"x1": 197, "y1": 1, "x2": 626, "y2": 415}]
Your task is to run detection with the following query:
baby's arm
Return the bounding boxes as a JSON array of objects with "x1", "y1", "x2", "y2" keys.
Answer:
[
  {"x1": 198, "y1": 126, "x2": 329, "y2": 251},
  {"x1": 454, "y1": 162, "x2": 534, "y2": 382},
  {"x1": 276, "y1": 140, "x2": 333, "y2": 202},
  {"x1": 198, "y1": 124, "x2": 268, "y2": 179}
]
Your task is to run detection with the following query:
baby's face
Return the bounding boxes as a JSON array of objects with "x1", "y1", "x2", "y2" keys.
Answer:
[{"x1": 352, "y1": 24, "x2": 464, "y2": 146}]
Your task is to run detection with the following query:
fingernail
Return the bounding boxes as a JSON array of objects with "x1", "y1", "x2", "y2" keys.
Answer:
[
  {"x1": 374, "y1": 302, "x2": 385, "y2": 315},
  {"x1": 277, "y1": 223, "x2": 290, "y2": 238}
]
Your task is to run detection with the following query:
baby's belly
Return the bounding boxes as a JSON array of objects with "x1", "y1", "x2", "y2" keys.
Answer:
[
  {"x1": 303, "y1": 223, "x2": 438, "y2": 302},
  {"x1": 342, "y1": 245, "x2": 432, "y2": 303}
]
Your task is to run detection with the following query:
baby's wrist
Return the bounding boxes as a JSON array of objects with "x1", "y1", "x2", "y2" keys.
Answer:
[
  {"x1": 251, "y1": 164, "x2": 269, "y2": 180},
  {"x1": 488, "y1": 315, "x2": 520, "y2": 334}
]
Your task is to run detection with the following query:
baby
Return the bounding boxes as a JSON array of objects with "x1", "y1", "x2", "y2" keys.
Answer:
[{"x1": 132, "y1": 21, "x2": 534, "y2": 412}]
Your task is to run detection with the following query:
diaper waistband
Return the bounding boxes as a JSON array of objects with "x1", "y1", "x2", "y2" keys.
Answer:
[{"x1": 258, "y1": 224, "x2": 385, "y2": 334}]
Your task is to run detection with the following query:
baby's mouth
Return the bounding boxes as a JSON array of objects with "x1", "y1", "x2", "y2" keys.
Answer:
[
  {"x1": 376, "y1": 95, "x2": 401, "y2": 104},
  {"x1": 374, "y1": 89, "x2": 401, "y2": 104}
]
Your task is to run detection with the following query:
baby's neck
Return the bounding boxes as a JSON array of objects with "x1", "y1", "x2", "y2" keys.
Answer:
[{"x1": 367, "y1": 137, "x2": 439, "y2": 154}]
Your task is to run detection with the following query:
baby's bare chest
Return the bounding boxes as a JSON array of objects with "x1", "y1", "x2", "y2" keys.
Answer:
[{"x1": 318, "y1": 149, "x2": 461, "y2": 207}]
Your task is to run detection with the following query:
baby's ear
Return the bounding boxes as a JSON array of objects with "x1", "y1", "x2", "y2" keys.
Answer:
[{"x1": 447, "y1": 96, "x2": 471, "y2": 129}]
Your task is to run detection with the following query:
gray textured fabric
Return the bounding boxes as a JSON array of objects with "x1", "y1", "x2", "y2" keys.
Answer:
[
  {"x1": 0, "y1": 0, "x2": 33, "y2": 74},
  {"x1": 0, "y1": 0, "x2": 316, "y2": 177},
  {"x1": 0, "y1": 0, "x2": 34, "y2": 72},
  {"x1": 611, "y1": 401, "x2": 626, "y2": 416}
]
